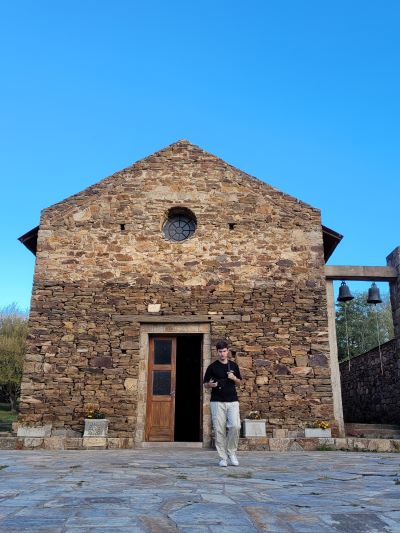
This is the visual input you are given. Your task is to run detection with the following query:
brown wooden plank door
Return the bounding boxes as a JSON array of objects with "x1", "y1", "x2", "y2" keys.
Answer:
[{"x1": 145, "y1": 337, "x2": 176, "y2": 441}]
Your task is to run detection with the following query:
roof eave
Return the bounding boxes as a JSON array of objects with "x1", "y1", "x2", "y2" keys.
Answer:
[
  {"x1": 322, "y1": 224, "x2": 343, "y2": 262},
  {"x1": 18, "y1": 226, "x2": 39, "y2": 256}
]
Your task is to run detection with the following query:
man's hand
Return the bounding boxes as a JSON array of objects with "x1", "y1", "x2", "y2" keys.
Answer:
[
  {"x1": 206, "y1": 378, "x2": 218, "y2": 388},
  {"x1": 227, "y1": 371, "x2": 236, "y2": 381}
]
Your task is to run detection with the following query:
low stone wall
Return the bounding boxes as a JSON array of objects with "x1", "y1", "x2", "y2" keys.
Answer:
[
  {"x1": 340, "y1": 339, "x2": 400, "y2": 424},
  {"x1": 3, "y1": 435, "x2": 400, "y2": 452}
]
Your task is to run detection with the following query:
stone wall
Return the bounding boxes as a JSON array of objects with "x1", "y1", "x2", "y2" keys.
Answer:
[
  {"x1": 18, "y1": 140, "x2": 335, "y2": 438},
  {"x1": 387, "y1": 247, "x2": 400, "y2": 351},
  {"x1": 339, "y1": 339, "x2": 400, "y2": 424}
]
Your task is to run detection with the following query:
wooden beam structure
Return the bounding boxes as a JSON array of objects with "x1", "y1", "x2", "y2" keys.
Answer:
[{"x1": 325, "y1": 265, "x2": 397, "y2": 281}]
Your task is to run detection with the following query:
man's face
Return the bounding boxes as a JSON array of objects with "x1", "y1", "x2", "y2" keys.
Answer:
[{"x1": 217, "y1": 347, "x2": 229, "y2": 362}]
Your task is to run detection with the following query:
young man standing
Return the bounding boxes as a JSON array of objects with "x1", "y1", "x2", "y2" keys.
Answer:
[{"x1": 204, "y1": 340, "x2": 242, "y2": 467}]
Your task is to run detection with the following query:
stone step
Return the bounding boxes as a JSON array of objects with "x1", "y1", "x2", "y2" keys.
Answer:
[
  {"x1": 139, "y1": 442, "x2": 203, "y2": 448},
  {"x1": 345, "y1": 423, "x2": 400, "y2": 439},
  {"x1": 2, "y1": 435, "x2": 400, "y2": 452},
  {"x1": 346, "y1": 423, "x2": 400, "y2": 430},
  {"x1": 0, "y1": 437, "x2": 17, "y2": 450}
]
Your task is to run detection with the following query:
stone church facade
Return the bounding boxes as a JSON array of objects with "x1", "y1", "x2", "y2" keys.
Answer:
[{"x1": 18, "y1": 140, "x2": 342, "y2": 447}]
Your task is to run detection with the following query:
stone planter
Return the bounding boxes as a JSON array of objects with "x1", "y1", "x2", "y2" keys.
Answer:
[
  {"x1": 83, "y1": 419, "x2": 108, "y2": 438},
  {"x1": 242, "y1": 419, "x2": 267, "y2": 437},
  {"x1": 305, "y1": 428, "x2": 331, "y2": 438}
]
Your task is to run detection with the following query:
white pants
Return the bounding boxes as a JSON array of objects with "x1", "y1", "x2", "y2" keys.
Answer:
[{"x1": 210, "y1": 401, "x2": 241, "y2": 460}]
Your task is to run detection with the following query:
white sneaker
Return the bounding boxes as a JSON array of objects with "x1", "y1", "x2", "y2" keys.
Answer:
[
  {"x1": 219, "y1": 459, "x2": 228, "y2": 467},
  {"x1": 228, "y1": 454, "x2": 239, "y2": 466}
]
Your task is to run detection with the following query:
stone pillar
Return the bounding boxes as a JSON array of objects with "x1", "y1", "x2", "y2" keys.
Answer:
[
  {"x1": 326, "y1": 280, "x2": 345, "y2": 437},
  {"x1": 387, "y1": 246, "x2": 400, "y2": 349}
]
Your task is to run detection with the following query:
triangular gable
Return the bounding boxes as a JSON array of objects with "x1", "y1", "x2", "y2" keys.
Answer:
[{"x1": 41, "y1": 140, "x2": 319, "y2": 221}]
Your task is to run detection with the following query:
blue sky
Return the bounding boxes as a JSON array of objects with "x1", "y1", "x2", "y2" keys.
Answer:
[{"x1": 1, "y1": 1, "x2": 399, "y2": 310}]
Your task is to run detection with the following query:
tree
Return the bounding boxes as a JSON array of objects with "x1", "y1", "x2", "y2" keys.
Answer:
[
  {"x1": 335, "y1": 292, "x2": 394, "y2": 361},
  {"x1": 0, "y1": 304, "x2": 28, "y2": 411}
]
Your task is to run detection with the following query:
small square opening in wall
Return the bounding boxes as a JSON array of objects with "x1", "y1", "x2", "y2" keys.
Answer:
[
  {"x1": 228, "y1": 223, "x2": 237, "y2": 230},
  {"x1": 120, "y1": 224, "x2": 125, "y2": 231}
]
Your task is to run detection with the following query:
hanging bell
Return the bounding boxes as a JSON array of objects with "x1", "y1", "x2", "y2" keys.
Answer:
[
  {"x1": 367, "y1": 282, "x2": 382, "y2": 304},
  {"x1": 337, "y1": 281, "x2": 354, "y2": 302}
]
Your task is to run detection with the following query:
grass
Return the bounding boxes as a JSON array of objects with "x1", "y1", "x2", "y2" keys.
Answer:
[{"x1": 0, "y1": 403, "x2": 18, "y2": 423}]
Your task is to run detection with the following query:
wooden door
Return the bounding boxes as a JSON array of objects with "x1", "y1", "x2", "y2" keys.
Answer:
[{"x1": 145, "y1": 337, "x2": 176, "y2": 441}]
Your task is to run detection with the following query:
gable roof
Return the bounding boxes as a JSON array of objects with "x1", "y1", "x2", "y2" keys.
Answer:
[
  {"x1": 18, "y1": 140, "x2": 342, "y2": 260},
  {"x1": 36, "y1": 140, "x2": 320, "y2": 219}
]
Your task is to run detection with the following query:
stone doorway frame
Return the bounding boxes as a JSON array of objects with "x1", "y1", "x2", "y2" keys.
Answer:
[
  {"x1": 325, "y1": 263, "x2": 398, "y2": 437},
  {"x1": 135, "y1": 321, "x2": 212, "y2": 446}
]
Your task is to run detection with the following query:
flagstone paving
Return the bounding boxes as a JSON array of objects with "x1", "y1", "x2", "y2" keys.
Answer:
[{"x1": 0, "y1": 449, "x2": 399, "y2": 532}]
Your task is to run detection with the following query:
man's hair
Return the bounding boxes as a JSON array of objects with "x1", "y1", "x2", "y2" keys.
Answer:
[{"x1": 216, "y1": 340, "x2": 229, "y2": 350}]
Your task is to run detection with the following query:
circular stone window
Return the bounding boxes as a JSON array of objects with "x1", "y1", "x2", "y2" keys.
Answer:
[{"x1": 163, "y1": 208, "x2": 197, "y2": 242}]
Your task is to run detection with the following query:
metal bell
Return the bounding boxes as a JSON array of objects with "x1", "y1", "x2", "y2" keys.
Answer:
[
  {"x1": 367, "y1": 282, "x2": 382, "y2": 304},
  {"x1": 337, "y1": 281, "x2": 354, "y2": 302}
]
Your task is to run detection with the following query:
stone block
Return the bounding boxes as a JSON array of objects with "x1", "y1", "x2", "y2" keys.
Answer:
[
  {"x1": 65, "y1": 438, "x2": 84, "y2": 449},
  {"x1": 367, "y1": 438, "x2": 393, "y2": 452},
  {"x1": 288, "y1": 430, "x2": 303, "y2": 438},
  {"x1": 236, "y1": 356, "x2": 252, "y2": 369},
  {"x1": 255, "y1": 375, "x2": 269, "y2": 385},
  {"x1": 297, "y1": 438, "x2": 318, "y2": 451},
  {"x1": 17, "y1": 424, "x2": 52, "y2": 438},
  {"x1": 304, "y1": 428, "x2": 331, "y2": 438},
  {"x1": 273, "y1": 429, "x2": 288, "y2": 438},
  {"x1": 83, "y1": 419, "x2": 108, "y2": 437},
  {"x1": 43, "y1": 437, "x2": 64, "y2": 450},
  {"x1": 295, "y1": 356, "x2": 308, "y2": 366},
  {"x1": 124, "y1": 378, "x2": 137, "y2": 392},
  {"x1": 269, "y1": 438, "x2": 291, "y2": 451},
  {"x1": 289, "y1": 441, "x2": 304, "y2": 451},
  {"x1": 242, "y1": 419, "x2": 267, "y2": 437},
  {"x1": 333, "y1": 438, "x2": 348, "y2": 450},
  {"x1": 83, "y1": 437, "x2": 107, "y2": 448},
  {"x1": 107, "y1": 437, "x2": 134, "y2": 449},
  {"x1": 23, "y1": 437, "x2": 44, "y2": 448},
  {"x1": 290, "y1": 366, "x2": 312, "y2": 377},
  {"x1": 0, "y1": 437, "x2": 17, "y2": 450}
]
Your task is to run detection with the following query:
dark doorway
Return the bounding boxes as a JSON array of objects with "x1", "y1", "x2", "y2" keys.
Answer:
[{"x1": 174, "y1": 335, "x2": 202, "y2": 442}]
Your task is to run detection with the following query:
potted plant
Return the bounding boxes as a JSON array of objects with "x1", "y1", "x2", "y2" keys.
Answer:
[
  {"x1": 83, "y1": 406, "x2": 108, "y2": 438},
  {"x1": 242, "y1": 411, "x2": 267, "y2": 437},
  {"x1": 304, "y1": 420, "x2": 331, "y2": 438}
]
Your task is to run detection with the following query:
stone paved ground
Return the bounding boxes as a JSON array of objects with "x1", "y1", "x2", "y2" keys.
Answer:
[{"x1": 0, "y1": 449, "x2": 399, "y2": 532}]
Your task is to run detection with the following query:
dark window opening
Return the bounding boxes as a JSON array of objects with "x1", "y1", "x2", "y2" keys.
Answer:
[
  {"x1": 120, "y1": 224, "x2": 125, "y2": 231},
  {"x1": 154, "y1": 339, "x2": 172, "y2": 365},
  {"x1": 153, "y1": 370, "x2": 171, "y2": 395},
  {"x1": 163, "y1": 207, "x2": 197, "y2": 242},
  {"x1": 228, "y1": 223, "x2": 237, "y2": 230}
]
